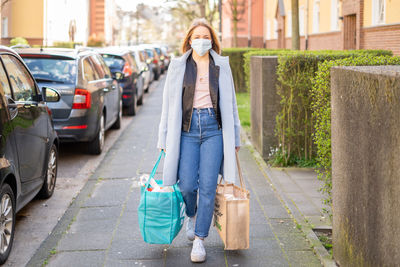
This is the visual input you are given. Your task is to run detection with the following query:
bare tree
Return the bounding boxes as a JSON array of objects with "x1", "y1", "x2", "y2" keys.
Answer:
[
  {"x1": 226, "y1": 0, "x2": 247, "y2": 47},
  {"x1": 1, "y1": 0, "x2": 11, "y2": 10},
  {"x1": 168, "y1": 0, "x2": 218, "y2": 27},
  {"x1": 291, "y1": 0, "x2": 300, "y2": 50}
]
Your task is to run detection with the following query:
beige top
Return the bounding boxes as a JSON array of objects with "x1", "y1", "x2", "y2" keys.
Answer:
[{"x1": 193, "y1": 72, "x2": 213, "y2": 108}]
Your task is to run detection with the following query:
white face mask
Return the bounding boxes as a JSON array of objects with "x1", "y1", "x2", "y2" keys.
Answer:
[{"x1": 191, "y1": 38, "x2": 212, "y2": 56}]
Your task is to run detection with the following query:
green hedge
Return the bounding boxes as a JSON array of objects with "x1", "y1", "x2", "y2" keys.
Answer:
[
  {"x1": 311, "y1": 55, "x2": 400, "y2": 209},
  {"x1": 241, "y1": 49, "x2": 393, "y2": 167},
  {"x1": 222, "y1": 48, "x2": 262, "y2": 92}
]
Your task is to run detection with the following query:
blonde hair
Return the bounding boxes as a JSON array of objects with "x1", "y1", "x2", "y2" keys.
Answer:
[{"x1": 181, "y1": 18, "x2": 221, "y2": 54}]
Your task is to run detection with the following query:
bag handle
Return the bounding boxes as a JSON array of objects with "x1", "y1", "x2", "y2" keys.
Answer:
[
  {"x1": 146, "y1": 150, "x2": 165, "y2": 188},
  {"x1": 235, "y1": 150, "x2": 246, "y2": 191},
  {"x1": 218, "y1": 150, "x2": 247, "y2": 191}
]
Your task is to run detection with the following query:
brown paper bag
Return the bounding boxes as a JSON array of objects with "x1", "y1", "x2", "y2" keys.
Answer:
[{"x1": 214, "y1": 151, "x2": 250, "y2": 250}]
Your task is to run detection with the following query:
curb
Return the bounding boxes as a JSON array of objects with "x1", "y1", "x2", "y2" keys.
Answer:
[{"x1": 240, "y1": 129, "x2": 337, "y2": 267}]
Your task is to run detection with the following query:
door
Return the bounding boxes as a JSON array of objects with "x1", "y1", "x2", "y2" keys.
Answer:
[
  {"x1": 1, "y1": 54, "x2": 48, "y2": 189},
  {"x1": 90, "y1": 55, "x2": 116, "y2": 128},
  {"x1": 344, "y1": 14, "x2": 357, "y2": 50}
]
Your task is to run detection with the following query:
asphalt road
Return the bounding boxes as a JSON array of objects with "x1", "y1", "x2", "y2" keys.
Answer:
[{"x1": 4, "y1": 76, "x2": 163, "y2": 267}]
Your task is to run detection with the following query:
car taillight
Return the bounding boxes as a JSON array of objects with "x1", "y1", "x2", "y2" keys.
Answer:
[
  {"x1": 72, "y1": 89, "x2": 91, "y2": 109},
  {"x1": 122, "y1": 62, "x2": 133, "y2": 77}
]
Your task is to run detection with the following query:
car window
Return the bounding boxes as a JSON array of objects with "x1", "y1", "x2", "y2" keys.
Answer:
[
  {"x1": 137, "y1": 51, "x2": 144, "y2": 62},
  {"x1": 126, "y1": 54, "x2": 138, "y2": 72},
  {"x1": 1, "y1": 55, "x2": 36, "y2": 102},
  {"x1": 95, "y1": 55, "x2": 111, "y2": 79},
  {"x1": 90, "y1": 55, "x2": 106, "y2": 79},
  {"x1": 22, "y1": 57, "x2": 77, "y2": 84},
  {"x1": 82, "y1": 57, "x2": 97, "y2": 81},
  {"x1": 101, "y1": 54, "x2": 125, "y2": 72},
  {"x1": 0, "y1": 61, "x2": 12, "y2": 98}
]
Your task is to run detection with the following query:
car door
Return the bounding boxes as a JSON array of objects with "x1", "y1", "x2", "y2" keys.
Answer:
[
  {"x1": 90, "y1": 55, "x2": 115, "y2": 129},
  {"x1": 95, "y1": 54, "x2": 118, "y2": 122},
  {"x1": 1, "y1": 54, "x2": 48, "y2": 193}
]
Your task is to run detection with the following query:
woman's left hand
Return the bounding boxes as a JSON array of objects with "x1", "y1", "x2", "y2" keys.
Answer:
[{"x1": 235, "y1": 146, "x2": 240, "y2": 152}]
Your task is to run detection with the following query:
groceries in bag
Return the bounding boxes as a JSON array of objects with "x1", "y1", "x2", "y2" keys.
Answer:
[{"x1": 138, "y1": 151, "x2": 185, "y2": 244}]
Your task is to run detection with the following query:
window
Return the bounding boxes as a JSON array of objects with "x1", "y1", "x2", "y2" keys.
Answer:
[
  {"x1": 1, "y1": 55, "x2": 36, "y2": 102},
  {"x1": 287, "y1": 13, "x2": 292, "y2": 37},
  {"x1": 22, "y1": 58, "x2": 77, "y2": 84},
  {"x1": 82, "y1": 58, "x2": 96, "y2": 81},
  {"x1": 273, "y1": 19, "x2": 278, "y2": 39},
  {"x1": 1, "y1": 17, "x2": 8, "y2": 38},
  {"x1": 267, "y1": 19, "x2": 271, "y2": 40},
  {"x1": 0, "y1": 61, "x2": 11, "y2": 98},
  {"x1": 90, "y1": 55, "x2": 107, "y2": 79},
  {"x1": 96, "y1": 55, "x2": 112, "y2": 79},
  {"x1": 372, "y1": 0, "x2": 385, "y2": 25},
  {"x1": 313, "y1": 0, "x2": 320, "y2": 33},
  {"x1": 299, "y1": 6, "x2": 305, "y2": 36},
  {"x1": 331, "y1": 0, "x2": 339, "y2": 31}
]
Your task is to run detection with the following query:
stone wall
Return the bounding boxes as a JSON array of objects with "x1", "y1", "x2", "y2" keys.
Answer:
[
  {"x1": 250, "y1": 56, "x2": 279, "y2": 160},
  {"x1": 331, "y1": 66, "x2": 400, "y2": 266}
]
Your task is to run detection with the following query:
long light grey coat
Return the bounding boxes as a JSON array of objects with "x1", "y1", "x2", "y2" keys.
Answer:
[{"x1": 157, "y1": 49, "x2": 241, "y2": 186}]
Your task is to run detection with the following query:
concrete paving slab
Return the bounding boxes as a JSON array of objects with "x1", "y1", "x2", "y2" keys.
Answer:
[
  {"x1": 83, "y1": 179, "x2": 133, "y2": 207},
  {"x1": 105, "y1": 258, "x2": 165, "y2": 267},
  {"x1": 261, "y1": 204, "x2": 292, "y2": 219},
  {"x1": 165, "y1": 246, "x2": 226, "y2": 267},
  {"x1": 48, "y1": 250, "x2": 106, "y2": 267},
  {"x1": 286, "y1": 250, "x2": 322, "y2": 267},
  {"x1": 107, "y1": 239, "x2": 165, "y2": 260},
  {"x1": 57, "y1": 232, "x2": 113, "y2": 251}
]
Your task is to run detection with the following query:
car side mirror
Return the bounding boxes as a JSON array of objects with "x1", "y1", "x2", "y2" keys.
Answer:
[
  {"x1": 112, "y1": 71, "x2": 124, "y2": 82},
  {"x1": 42, "y1": 87, "x2": 61, "y2": 102}
]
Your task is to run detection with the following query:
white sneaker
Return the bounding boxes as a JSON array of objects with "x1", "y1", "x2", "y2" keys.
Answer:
[
  {"x1": 191, "y1": 238, "x2": 206, "y2": 263},
  {"x1": 186, "y1": 217, "x2": 195, "y2": 241}
]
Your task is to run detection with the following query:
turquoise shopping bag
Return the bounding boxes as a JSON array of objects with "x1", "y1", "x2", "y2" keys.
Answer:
[{"x1": 138, "y1": 151, "x2": 185, "y2": 244}]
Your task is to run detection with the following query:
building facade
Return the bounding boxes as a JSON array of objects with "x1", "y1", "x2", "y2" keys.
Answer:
[
  {"x1": 222, "y1": 0, "x2": 400, "y2": 55},
  {"x1": 0, "y1": 0, "x2": 115, "y2": 46}
]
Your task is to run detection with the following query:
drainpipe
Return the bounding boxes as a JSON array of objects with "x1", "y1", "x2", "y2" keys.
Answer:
[
  {"x1": 305, "y1": 0, "x2": 309, "y2": 50},
  {"x1": 248, "y1": 0, "x2": 252, "y2": 47}
]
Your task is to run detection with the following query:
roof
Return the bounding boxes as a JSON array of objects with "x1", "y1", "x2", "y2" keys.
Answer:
[
  {"x1": 96, "y1": 47, "x2": 133, "y2": 57},
  {"x1": 276, "y1": 0, "x2": 286, "y2": 17},
  {"x1": 14, "y1": 47, "x2": 94, "y2": 59}
]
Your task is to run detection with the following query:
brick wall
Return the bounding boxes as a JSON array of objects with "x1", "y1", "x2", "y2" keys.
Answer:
[{"x1": 362, "y1": 24, "x2": 400, "y2": 55}]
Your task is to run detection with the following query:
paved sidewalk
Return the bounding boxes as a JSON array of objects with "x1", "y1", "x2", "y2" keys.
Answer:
[{"x1": 27, "y1": 75, "x2": 322, "y2": 267}]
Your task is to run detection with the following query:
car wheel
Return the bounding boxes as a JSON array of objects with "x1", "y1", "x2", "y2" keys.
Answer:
[
  {"x1": 38, "y1": 144, "x2": 58, "y2": 199},
  {"x1": 0, "y1": 184, "x2": 15, "y2": 265},
  {"x1": 88, "y1": 114, "x2": 105, "y2": 155},
  {"x1": 126, "y1": 94, "x2": 137, "y2": 116},
  {"x1": 112, "y1": 100, "x2": 122, "y2": 129}
]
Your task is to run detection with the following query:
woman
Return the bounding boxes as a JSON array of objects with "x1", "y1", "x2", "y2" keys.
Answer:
[{"x1": 157, "y1": 18, "x2": 240, "y2": 263}]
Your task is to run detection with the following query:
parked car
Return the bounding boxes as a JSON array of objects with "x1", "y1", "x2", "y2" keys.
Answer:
[
  {"x1": 17, "y1": 48, "x2": 122, "y2": 155},
  {"x1": 138, "y1": 48, "x2": 155, "y2": 82},
  {"x1": 0, "y1": 46, "x2": 60, "y2": 264},
  {"x1": 140, "y1": 45, "x2": 161, "y2": 81},
  {"x1": 150, "y1": 45, "x2": 167, "y2": 74},
  {"x1": 98, "y1": 48, "x2": 144, "y2": 115},
  {"x1": 130, "y1": 47, "x2": 151, "y2": 93}
]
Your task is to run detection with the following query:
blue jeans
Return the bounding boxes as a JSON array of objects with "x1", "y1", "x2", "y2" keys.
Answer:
[{"x1": 178, "y1": 108, "x2": 223, "y2": 238}]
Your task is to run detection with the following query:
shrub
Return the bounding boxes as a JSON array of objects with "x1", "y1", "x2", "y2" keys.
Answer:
[
  {"x1": 242, "y1": 49, "x2": 393, "y2": 167},
  {"x1": 222, "y1": 48, "x2": 262, "y2": 92},
  {"x1": 311, "y1": 54, "x2": 400, "y2": 211},
  {"x1": 10, "y1": 37, "x2": 29, "y2": 46}
]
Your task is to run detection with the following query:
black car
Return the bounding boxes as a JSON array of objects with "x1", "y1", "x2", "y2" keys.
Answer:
[
  {"x1": 18, "y1": 48, "x2": 122, "y2": 155},
  {"x1": 0, "y1": 46, "x2": 60, "y2": 263},
  {"x1": 98, "y1": 48, "x2": 144, "y2": 116}
]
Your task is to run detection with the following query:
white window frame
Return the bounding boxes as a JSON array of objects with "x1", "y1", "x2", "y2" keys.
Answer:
[
  {"x1": 299, "y1": 6, "x2": 305, "y2": 36},
  {"x1": 331, "y1": 0, "x2": 339, "y2": 31},
  {"x1": 287, "y1": 13, "x2": 292, "y2": 37},
  {"x1": 2, "y1": 17, "x2": 8, "y2": 38},
  {"x1": 313, "y1": 0, "x2": 320, "y2": 34},
  {"x1": 372, "y1": 0, "x2": 386, "y2": 25},
  {"x1": 273, "y1": 19, "x2": 278, "y2": 39},
  {"x1": 267, "y1": 19, "x2": 271, "y2": 40}
]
